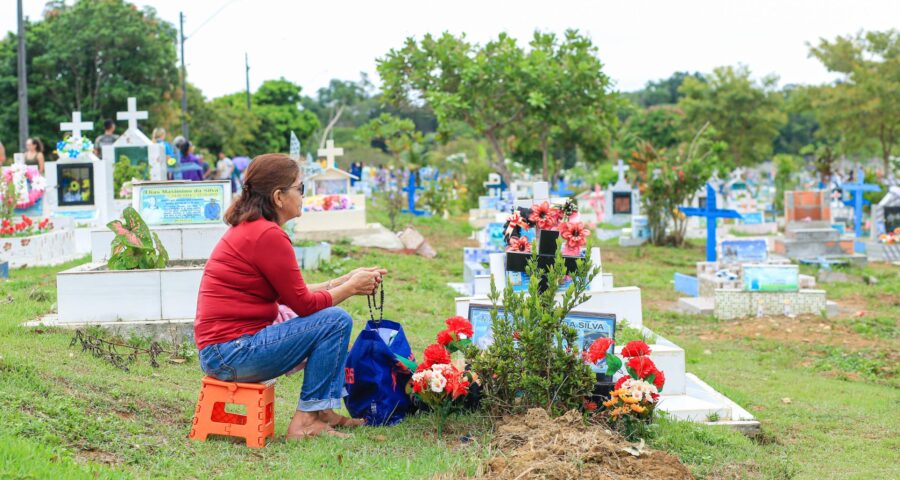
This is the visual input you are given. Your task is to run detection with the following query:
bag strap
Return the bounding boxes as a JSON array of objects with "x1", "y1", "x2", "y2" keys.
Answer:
[{"x1": 367, "y1": 282, "x2": 384, "y2": 324}]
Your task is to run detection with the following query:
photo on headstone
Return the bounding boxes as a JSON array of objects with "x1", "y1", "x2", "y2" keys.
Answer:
[
  {"x1": 315, "y1": 179, "x2": 349, "y2": 195},
  {"x1": 563, "y1": 311, "x2": 616, "y2": 373},
  {"x1": 468, "y1": 302, "x2": 511, "y2": 350},
  {"x1": 884, "y1": 206, "x2": 900, "y2": 233},
  {"x1": 720, "y1": 239, "x2": 768, "y2": 263},
  {"x1": 57, "y1": 163, "x2": 95, "y2": 206}
]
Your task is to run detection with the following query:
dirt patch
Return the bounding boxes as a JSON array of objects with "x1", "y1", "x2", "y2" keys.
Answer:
[
  {"x1": 481, "y1": 409, "x2": 693, "y2": 480},
  {"x1": 695, "y1": 314, "x2": 887, "y2": 351},
  {"x1": 75, "y1": 447, "x2": 122, "y2": 466}
]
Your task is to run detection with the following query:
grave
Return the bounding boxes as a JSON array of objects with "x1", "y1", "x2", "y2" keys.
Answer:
[
  {"x1": 678, "y1": 183, "x2": 742, "y2": 262},
  {"x1": 100, "y1": 97, "x2": 167, "y2": 219},
  {"x1": 865, "y1": 185, "x2": 900, "y2": 262},
  {"x1": 455, "y1": 182, "x2": 758, "y2": 429},
  {"x1": 604, "y1": 160, "x2": 639, "y2": 226},
  {"x1": 90, "y1": 180, "x2": 231, "y2": 262},
  {"x1": 773, "y1": 190, "x2": 864, "y2": 264},
  {"x1": 0, "y1": 154, "x2": 79, "y2": 268},
  {"x1": 293, "y1": 140, "x2": 367, "y2": 234}
]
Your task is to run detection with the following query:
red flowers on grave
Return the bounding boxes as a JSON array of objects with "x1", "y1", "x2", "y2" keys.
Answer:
[
  {"x1": 0, "y1": 214, "x2": 52, "y2": 238},
  {"x1": 436, "y1": 316, "x2": 474, "y2": 353},
  {"x1": 583, "y1": 337, "x2": 614, "y2": 365},
  {"x1": 558, "y1": 220, "x2": 590, "y2": 256},
  {"x1": 507, "y1": 236, "x2": 531, "y2": 253},
  {"x1": 505, "y1": 210, "x2": 531, "y2": 237},
  {"x1": 420, "y1": 344, "x2": 452, "y2": 371},
  {"x1": 529, "y1": 201, "x2": 562, "y2": 230},
  {"x1": 600, "y1": 340, "x2": 666, "y2": 422}
]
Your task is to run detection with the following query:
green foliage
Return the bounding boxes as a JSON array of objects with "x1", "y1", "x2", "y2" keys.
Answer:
[
  {"x1": 112, "y1": 156, "x2": 148, "y2": 199},
  {"x1": 773, "y1": 154, "x2": 801, "y2": 212},
  {"x1": 615, "y1": 319, "x2": 657, "y2": 345},
  {"x1": 106, "y1": 207, "x2": 168, "y2": 270},
  {"x1": 630, "y1": 124, "x2": 726, "y2": 246},
  {"x1": 678, "y1": 65, "x2": 786, "y2": 166},
  {"x1": 356, "y1": 113, "x2": 423, "y2": 164},
  {"x1": 419, "y1": 177, "x2": 454, "y2": 217},
  {"x1": 0, "y1": 0, "x2": 178, "y2": 152},
  {"x1": 625, "y1": 71, "x2": 706, "y2": 108},
  {"x1": 807, "y1": 29, "x2": 899, "y2": 172},
  {"x1": 621, "y1": 105, "x2": 686, "y2": 151},
  {"x1": 468, "y1": 239, "x2": 600, "y2": 416}
]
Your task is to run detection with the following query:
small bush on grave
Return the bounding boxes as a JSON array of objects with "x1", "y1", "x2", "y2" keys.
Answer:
[
  {"x1": 467, "y1": 238, "x2": 601, "y2": 416},
  {"x1": 113, "y1": 155, "x2": 149, "y2": 200},
  {"x1": 107, "y1": 206, "x2": 168, "y2": 270}
]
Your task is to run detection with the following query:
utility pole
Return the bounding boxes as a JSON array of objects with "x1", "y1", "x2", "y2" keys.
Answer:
[
  {"x1": 16, "y1": 0, "x2": 29, "y2": 150},
  {"x1": 179, "y1": 12, "x2": 189, "y2": 140},
  {"x1": 245, "y1": 53, "x2": 251, "y2": 110}
]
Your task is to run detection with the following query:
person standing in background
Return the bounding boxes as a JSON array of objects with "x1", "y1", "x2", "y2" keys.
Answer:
[
  {"x1": 152, "y1": 127, "x2": 175, "y2": 158},
  {"x1": 24, "y1": 138, "x2": 45, "y2": 174},
  {"x1": 94, "y1": 119, "x2": 119, "y2": 155},
  {"x1": 179, "y1": 141, "x2": 205, "y2": 181}
]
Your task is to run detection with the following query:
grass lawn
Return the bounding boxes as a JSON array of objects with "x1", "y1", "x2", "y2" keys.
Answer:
[{"x1": 0, "y1": 208, "x2": 897, "y2": 479}]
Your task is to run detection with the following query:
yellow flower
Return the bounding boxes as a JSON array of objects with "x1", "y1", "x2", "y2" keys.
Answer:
[
  {"x1": 602, "y1": 398, "x2": 618, "y2": 408},
  {"x1": 630, "y1": 404, "x2": 646, "y2": 414},
  {"x1": 621, "y1": 395, "x2": 639, "y2": 404}
]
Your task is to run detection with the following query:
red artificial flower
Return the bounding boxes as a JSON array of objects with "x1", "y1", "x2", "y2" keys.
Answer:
[
  {"x1": 436, "y1": 330, "x2": 453, "y2": 346},
  {"x1": 614, "y1": 376, "x2": 628, "y2": 390},
  {"x1": 583, "y1": 337, "x2": 614, "y2": 364},
  {"x1": 505, "y1": 210, "x2": 531, "y2": 236},
  {"x1": 412, "y1": 381, "x2": 423, "y2": 393},
  {"x1": 445, "y1": 316, "x2": 474, "y2": 339},
  {"x1": 626, "y1": 356, "x2": 658, "y2": 380},
  {"x1": 423, "y1": 344, "x2": 451, "y2": 366},
  {"x1": 1, "y1": 219, "x2": 10, "y2": 228},
  {"x1": 21, "y1": 215, "x2": 32, "y2": 226},
  {"x1": 512, "y1": 331, "x2": 521, "y2": 341},
  {"x1": 529, "y1": 201, "x2": 561, "y2": 230},
  {"x1": 559, "y1": 221, "x2": 590, "y2": 252},
  {"x1": 445, "y1": 371, "x2": 470, "y2": 400},
  {"x1": 583, "y1": 400, "x2": 598, "y2": 412},
  {"x1": 507, "y1": 236, "x2": 531, "y2": 253},
  {"x1": 621, "y1": 340, "x2": 652, "y2": 358},
  {"x1": 652, "y1": 370, "x2": 665, "y2": 390}
]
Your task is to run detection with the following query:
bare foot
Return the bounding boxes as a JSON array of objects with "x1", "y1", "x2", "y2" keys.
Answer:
[
  {"x1": 318, "y1": 409, "x2": 366, "y2": 428},
  {"x1": 286, "y1": 411, "x2": 350, "y2": 440}
]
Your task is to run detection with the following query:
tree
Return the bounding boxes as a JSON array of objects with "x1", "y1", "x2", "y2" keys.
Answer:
[
  {"x1": 626, "y1": 71, "x2": 705, "y2": 107},
  {"x1": 622, "y1": 105, "x2": 686, "y2": 151},
  {"x1": 807, "y1": 29, "x2": 899, "y2": 173},
  {"x1": 678, "y1": 65, "x2": 786, "y2": 166},
  {"x1": 356, "y1": 113, "x2": 422, "y2": 165},
  {"x1": 379, "y1": 32, "x2": 530, "y2": 185},
  {"x1": 0, "y1": 0, "x2": 178, "y2": 152},
  {"x1": 515, "y1": 30, "x2": 617, "y2": 180},
  {"x1": 250, "y1": 78, "x2": 319, "y2": 154},
  {"x1": 773, "y1": 85, "x2": 821, "y2": 155}
]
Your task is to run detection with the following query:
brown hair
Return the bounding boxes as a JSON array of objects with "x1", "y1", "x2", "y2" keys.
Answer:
[{"x1": 224, "y1": 153, "x2": 300, "y2": 226}]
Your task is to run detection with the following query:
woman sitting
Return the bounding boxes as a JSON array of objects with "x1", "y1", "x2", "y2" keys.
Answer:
[{"x1": 194, "y1": 153, "x2": 386, "y2": 439}]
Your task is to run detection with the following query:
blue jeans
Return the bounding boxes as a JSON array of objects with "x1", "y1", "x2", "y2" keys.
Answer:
[{"x1": 199, "y1": 307, "x2": 354, "y2": 412}]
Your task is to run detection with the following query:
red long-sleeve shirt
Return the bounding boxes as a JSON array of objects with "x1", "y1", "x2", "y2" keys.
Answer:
[{"x1": 194, "y1": 218, "x2": 332, "y2": 350}]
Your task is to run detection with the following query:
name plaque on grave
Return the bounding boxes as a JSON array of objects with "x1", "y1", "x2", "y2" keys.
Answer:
[
  {"x1": 720, "y1": 239, "x2": 767, "y2": 263},
  {"x1": 743, "y1": 265, "x2": 799, "y2": 292},
  {"x1": 563, "y1": 311, "x2": 616, "y2": 373},
  {"x1": 612, "y1": 192, "x2": 632, "y2": 214},
  {"x1": 133, "y1": 181, "x2": 230, "y2": 225}
]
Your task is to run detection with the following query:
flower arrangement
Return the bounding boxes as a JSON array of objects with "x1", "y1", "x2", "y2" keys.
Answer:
[
  {"x1": 405, "y1": 316, "x2": 478, "y2": 434},
  {"x1": 584, "y1": 338, "x2": 665, "y2": 439},
  {"x1": 1, "y1": 215, "x2": 52, "y2": 238},
  {"x1": 558, "y1": 221, "x2": 590, "y2": 256},
  {"x1": 303, "y1": 194, "x2": 355, "y2": 212},
  {"x1": 878, "y1": 228, "x2": 900, "y2": 244},
  {"x1": 507, "y1": 236, "x2": 531, "y2": 253},
  {"x1": 0, "y1": 164, "x2": 47, "y2": 210},
  {"x1": 55, "y1": 135, "x2": 93, "y2": 159},
  {"x1": 529, "y1": 201, "x2": 562, "y2": 230}
]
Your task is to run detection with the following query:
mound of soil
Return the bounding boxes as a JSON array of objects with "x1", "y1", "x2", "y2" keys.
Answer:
[{"x1": 482, "y1": 408, "x2": 692, "y2": 480}]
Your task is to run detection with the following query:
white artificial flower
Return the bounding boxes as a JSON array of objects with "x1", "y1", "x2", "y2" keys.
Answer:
[{"x1": 429, "y1": 373, "x2": 447, "y2": 393}]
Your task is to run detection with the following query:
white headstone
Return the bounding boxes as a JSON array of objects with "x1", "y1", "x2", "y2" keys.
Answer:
[
  {"x1": 60, "y1": 112, "x2": 93, "y2": 140},
  {"x1": 13, "y1": 153, "x2": 25, "y2": 166},
  {"x1": 317, "y1": 139, "x2": 344, "y2": 170},
  {"x1": 116, "y1": 97, "x2": 148, "y2": 132},
  {"x1": 613, "y1": 159, "x2": 629, "y2": 186}
]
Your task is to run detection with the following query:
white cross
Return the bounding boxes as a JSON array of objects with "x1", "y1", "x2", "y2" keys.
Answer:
[
  {"x1": 317, "y1": 139, "x2": 344, "y2": 169},
  {"x1": 60, "y1": 111, "x2": 93, "y2": 140},
  {"x1": 117, "y1": 97, "x2": 148, "y2": 132},
  {"x1": 614, "y1": 159, "x2": 629, "y2": 184}
]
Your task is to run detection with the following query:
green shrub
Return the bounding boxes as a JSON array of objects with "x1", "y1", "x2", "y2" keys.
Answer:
[{"x1": 107, "y1": 207, "x2": 168, "y2": 270}]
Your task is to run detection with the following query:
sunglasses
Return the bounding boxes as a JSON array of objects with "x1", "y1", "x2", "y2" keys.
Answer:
[{"x1": 284, "y1": 183, "x2": 305, "y2": 196}]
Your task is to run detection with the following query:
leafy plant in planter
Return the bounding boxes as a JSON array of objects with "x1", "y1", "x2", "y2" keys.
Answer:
[
  {"x1": 468, "y1": 238, "x2": 601, "y2": 416},
  {"x1": 107, "y1": 207, "x2": 168, "y2": 270}
]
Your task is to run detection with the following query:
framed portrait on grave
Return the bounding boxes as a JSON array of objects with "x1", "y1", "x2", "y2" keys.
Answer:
[
  {"x1": 57, "y1": 163, "x2": 95, "y2": 206},
  {"x1": 467, "y1": 300, "x2": 511, "y2": 350},
  {"x1": 720, "y1": 239, "x2": 768, "y2": 263},
  {"x1": 698, "y1": 196, "x2": 707, "y2": 209},
  {"x1": 563, "y1": 310, "x2": 616, "y2": 374},
  {"x1": 884, "y1": 206, "x2": 900, "y2": 233},
  {"x1": 314, "y1": 179, "x2": 348, "y2": 195},
  {"x1": 612, "y1": 192, "x2": 632, "y2": 214}
]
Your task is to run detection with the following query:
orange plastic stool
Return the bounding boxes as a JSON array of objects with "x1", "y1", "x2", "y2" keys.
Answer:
[{"x1": 188, "y1": 376, "x2": 276, "y2": 448}]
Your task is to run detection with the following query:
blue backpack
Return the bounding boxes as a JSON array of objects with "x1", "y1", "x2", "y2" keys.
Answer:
[{"x1": 343, "y1": 289, "x2": 415, "y2": 426}]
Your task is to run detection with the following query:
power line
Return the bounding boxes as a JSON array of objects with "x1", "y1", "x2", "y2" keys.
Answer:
[{"x1": 186, "y1": 0, "x2": 241, "y2": 40}]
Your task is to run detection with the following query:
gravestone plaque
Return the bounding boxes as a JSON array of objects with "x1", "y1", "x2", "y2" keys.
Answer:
[
  {"x1": 720, "y1": 239, "x2": 768, "y2": 263},
  {"x1": 612, "y1": 192, "x2": 632, "y2": 214},
  {"x1": 743, "y1": 265, "x2": 799, "y2": 292},
  {"x1": 57, "y1": 163, "x2": 95, "y2": 207},
  {"x1": 563, "y1": 311, "x2": 616, "y2": 373},
  {"x1": 133, "y1": 181, "x2": 230, "y2": 225},
  {"x1": 884, "y1": 206, "x2": 900, "y2": 233},
  {"x1": 314, "y1": 178, "x2": 349, "y2": 195}
]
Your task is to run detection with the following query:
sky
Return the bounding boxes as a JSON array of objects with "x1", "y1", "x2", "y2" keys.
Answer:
[{"x1": 2, "y1": 0, "x2": 899, "y2": 100}]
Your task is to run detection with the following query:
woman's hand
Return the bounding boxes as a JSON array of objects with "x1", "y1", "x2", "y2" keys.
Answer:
[
  {"x1": 334, "y1": 267, "x2": 387, "y2": 288},
  {"x1": 345, "y1": 270, "x2": 384, "y2": 296}
]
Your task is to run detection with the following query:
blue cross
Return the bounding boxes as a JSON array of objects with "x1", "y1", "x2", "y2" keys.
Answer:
[
  {"x1": 551, "y1": 178, "x2": 573, "y2": 197},
  {"x1": 678, "y1": 183, "x2": 742, "y2": 262},
  {"x1": 403, "y1": 170, "x2": 428, "y2": 216},
  {"x1": 841, "y1": 167, "x2": 880, "y2": 238}
]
